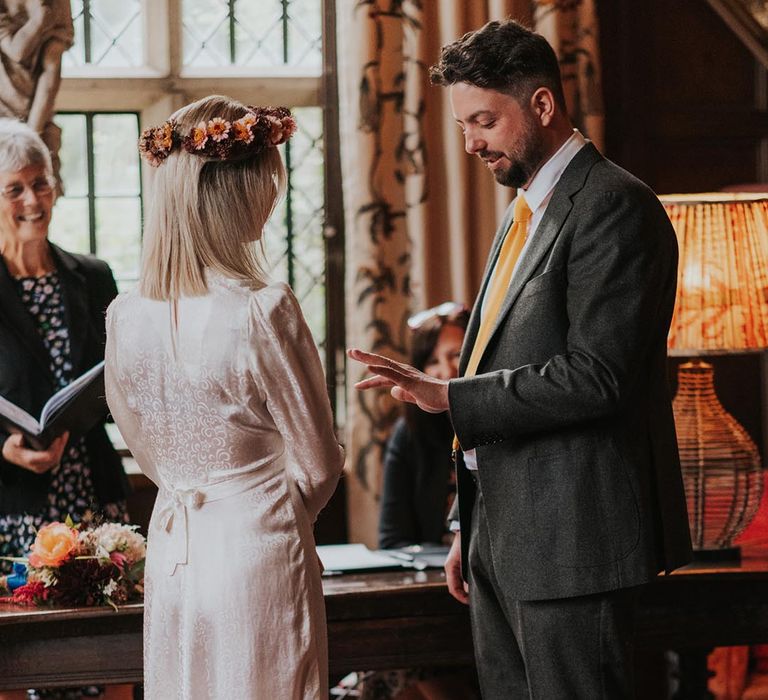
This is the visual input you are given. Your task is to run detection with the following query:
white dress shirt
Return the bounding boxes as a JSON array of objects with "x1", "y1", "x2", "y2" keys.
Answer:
[{"x1": 461, "y1": 129, "x2": 587, "y2": 472}]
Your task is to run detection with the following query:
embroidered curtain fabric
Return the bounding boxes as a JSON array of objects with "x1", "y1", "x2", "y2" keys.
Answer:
[{"x1": 338, "y1": 0, "x2": 605, "y2": 544}]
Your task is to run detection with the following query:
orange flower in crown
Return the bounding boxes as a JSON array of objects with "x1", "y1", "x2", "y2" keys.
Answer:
[
  {"x1": 189, "y1": 122, "x2": 209, "y2": 151},
  {"x1": 138, "y1": 120, "x2": 180, "y2": 167},
  {"x1": 232, "y1": 114, "x2": 257, "y2": 143},
  {"x1": 138, "y1": 106, "x2": 297, "y2": 166},
  {"x1": 154, "y1": 122, "x2": 174, "y2": 151},
  {"x1": 28, "y1": 522, "x2": 79, "y2": 568}
]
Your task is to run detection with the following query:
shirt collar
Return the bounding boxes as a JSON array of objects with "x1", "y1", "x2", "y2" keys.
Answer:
[{"x1": 518, "y1": 129, "x2": 587, "y2": 214}]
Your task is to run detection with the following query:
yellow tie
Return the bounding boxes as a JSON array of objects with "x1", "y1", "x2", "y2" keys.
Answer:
[{"x1": 452, "y1": 194, "x2": 532, "y2": 452}]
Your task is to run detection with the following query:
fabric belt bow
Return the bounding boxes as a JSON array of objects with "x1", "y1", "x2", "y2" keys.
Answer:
[{"x1": 156, "y1": 466, "x2": 278, "y2": 576}]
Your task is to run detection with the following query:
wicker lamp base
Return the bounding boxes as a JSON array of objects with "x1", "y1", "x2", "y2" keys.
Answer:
[{"x1": 672, "y1": 360, "x2": 763, "y2": 552}]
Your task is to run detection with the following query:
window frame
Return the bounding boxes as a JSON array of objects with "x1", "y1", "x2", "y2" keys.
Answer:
[{"x1": 55, "y1": 0, "x2": 345, "y2": 419}]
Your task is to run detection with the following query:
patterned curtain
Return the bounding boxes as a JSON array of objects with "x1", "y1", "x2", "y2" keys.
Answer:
[{"x1": 338, "y1": 0, "x2": 604, "y2": 545}]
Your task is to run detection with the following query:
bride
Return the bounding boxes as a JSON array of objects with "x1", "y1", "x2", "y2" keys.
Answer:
[{"x1": 105, "y1": 95, "x2": 344, "y2": 699}]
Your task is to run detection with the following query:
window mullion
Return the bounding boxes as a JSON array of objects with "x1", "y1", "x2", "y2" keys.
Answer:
[
  {"x1": 83, "y1": 0, "x2": 92, "y2": 64},
  {"x1": 320, "y1": 0, "x2": 345, "y2": 420},
  {"x1": 282, "y1": 0, "x2": 289, "y2": 64},
  {"x1": 229, "y1": 0, "x2": 237, "y2": 64},
  {"x1": 85, "y1": 114, "x2": 97, "y2": 255}
]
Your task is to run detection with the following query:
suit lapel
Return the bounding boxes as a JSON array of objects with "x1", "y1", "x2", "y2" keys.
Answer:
[
  {"x1": 473, "y1": 143, "x2": 604, "y2": 368},
  {"x1": 51, "y1": 244, "x2": 89, "y2": 374},
  {"x1": 0, "y1": 254, "x2": 54, "y2": 381}
]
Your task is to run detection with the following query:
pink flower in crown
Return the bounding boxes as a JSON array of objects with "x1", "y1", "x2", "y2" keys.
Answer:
[
  {"x1": 206, "y1": 117, "x2": 231, "y2": 142},
  {"x1": 280, "y1": 116, "x2": 297, "y2": 141},
  {"x1": 232, "y1": 115, "x2": 256, "y2": 143},
  {"x1": 139, "y1": 126, "x2": 169, "y2": 167},
  {"x1": 265, "y1": 114, "x2": 297, "y2": 146},
  {"x1": 266, "y1": 116, "x2": 286, "y2": 146},
  {"x1": 189, "y1": 122, "x2": 209, "y2": 150}
]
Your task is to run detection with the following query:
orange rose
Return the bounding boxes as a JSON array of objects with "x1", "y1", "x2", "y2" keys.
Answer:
[{"x1": 28, "y1": 522, "x2": 78, "y2": 568}]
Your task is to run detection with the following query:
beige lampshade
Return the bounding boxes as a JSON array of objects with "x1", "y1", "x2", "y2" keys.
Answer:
[{"x1": 660, "y1": 193, "x2": 768, "y2": 355}]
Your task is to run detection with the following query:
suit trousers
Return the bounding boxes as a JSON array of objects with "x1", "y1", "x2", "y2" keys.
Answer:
[{"x1": 468, "y1": 489, "x2": 638, "y2": 699}]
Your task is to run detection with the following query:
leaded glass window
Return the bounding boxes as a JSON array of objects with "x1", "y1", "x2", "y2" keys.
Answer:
[
  {"x1": 182, "y1": 0, "x2": 321, "y2": 68},
  {"x1": 53, "y1": 0, "x2": 342, "y2": 418},
  {"x1": 64, "y1": 0, "x2": 143, "y2": 68},
  {"x1": 266, "y1": 106, "x2": 325, "y2": 346},
  {"x1": 49, "y1": 113, "x2": 142, "y2": 291}
]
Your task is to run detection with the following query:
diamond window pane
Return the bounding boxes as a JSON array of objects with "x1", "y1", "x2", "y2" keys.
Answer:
[
  {"x1": 182, "y1": 0, "x2": 321, "y2": 69},
  {"x1": 63, "y1": 0, "x2": 143, "y2": 68},
  {"x1": 182, "y1": 0, "x2": 232, "y2": 68},
  {"x1": 285, "y1": 0, "x2": 322, "y2": 67},
  {"x1": 265, "y1": 106, "x2": 325, "y2": 348}
]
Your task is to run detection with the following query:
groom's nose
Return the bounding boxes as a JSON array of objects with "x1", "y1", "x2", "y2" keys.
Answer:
[{"x1": 464, "y1": 130, "x2": 486, "y2": 155}]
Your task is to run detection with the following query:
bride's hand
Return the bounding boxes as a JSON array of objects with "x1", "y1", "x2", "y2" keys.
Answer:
[{"x1": 2, "y1": 432, "x2": 69, "y2": 474}]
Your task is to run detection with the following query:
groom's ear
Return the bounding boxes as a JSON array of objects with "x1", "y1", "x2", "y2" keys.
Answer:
[{"x1": 530, "y1": 87, "x2": 556, "y2": 127}]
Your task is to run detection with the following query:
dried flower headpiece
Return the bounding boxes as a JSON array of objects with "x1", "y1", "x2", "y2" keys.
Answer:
[{"x1": 138, "y1": 106, "x2": 297, "y2": 167}]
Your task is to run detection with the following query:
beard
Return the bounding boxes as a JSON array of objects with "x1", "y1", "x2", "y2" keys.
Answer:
[{"x1": 481, "y1": 115, "x2": 546, "y2": 189}]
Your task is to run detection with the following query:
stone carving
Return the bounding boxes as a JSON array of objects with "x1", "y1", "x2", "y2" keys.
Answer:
[{"x1": 0, "y1": 0, "x2": 73, "y2": 190}]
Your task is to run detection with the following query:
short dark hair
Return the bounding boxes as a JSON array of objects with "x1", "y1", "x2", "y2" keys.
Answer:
[{"x1": 429, "y1": 19, "x2": 567, "y2": 111}]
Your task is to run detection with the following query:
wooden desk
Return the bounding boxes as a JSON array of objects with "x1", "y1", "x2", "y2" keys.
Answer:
[{"x1": 1, "y1": 560, "x2": 768, "y2": 693}]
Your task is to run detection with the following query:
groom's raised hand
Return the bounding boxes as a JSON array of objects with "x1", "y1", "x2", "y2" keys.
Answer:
[{"x1": 347, "y1": 348, "x2": 450, "y2": 414}]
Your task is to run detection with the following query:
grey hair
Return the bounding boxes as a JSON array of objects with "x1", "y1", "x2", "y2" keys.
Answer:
[{"x1": 0, "y1": 119, "x2": 53, "y2": 177}]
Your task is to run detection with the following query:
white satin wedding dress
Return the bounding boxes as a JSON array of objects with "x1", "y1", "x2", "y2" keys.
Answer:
[{"x1": 104, "y1": 273, "x2": 344, "y2": 699}]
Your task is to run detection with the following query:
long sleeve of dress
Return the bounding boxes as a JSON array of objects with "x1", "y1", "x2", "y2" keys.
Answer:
[
  {"x1": 104, "y1": 296, "x2": 158, "y2": 485},
  {"x1": 248, "y1": 283, "x2": 344, "y2": 522}
]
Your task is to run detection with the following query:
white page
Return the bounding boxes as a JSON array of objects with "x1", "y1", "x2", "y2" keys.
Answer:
[
  {"x1": 40, "y1": 361, "x2": 104, "y2": 427},
  {"x1": 316, "y1": 544, "x2": 404, "y2": 572},
  {"x1": 0, "y1": 394, "x2": 39, "y2": 434}
]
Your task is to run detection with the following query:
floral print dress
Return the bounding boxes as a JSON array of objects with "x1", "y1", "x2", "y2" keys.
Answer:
[{"x1": 0, "y1": 272, "x2": 126, "y2": 572}]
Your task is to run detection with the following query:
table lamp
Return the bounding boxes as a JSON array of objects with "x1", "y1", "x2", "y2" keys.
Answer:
[{"x1": 661, "y1": 193, "x2": 768, "y2": 559}]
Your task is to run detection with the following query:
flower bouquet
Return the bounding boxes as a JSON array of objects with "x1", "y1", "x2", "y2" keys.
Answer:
[{"x1": 1, "y1": 518, "x2": 146, "y2": 609}]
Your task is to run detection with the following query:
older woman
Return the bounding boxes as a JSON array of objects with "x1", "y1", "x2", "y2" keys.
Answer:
[{"x1": 0, "y1": 118, "x2": 128, "y2": 574}]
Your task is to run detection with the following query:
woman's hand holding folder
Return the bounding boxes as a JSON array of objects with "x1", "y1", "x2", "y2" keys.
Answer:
[{"x1": 2, "y1": 430, "x2": 69, "y2": 474}]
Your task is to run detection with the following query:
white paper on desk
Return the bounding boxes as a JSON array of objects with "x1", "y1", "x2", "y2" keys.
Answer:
[{"x1": 317, "y1": 544, "x2": 404, "y2": 573}]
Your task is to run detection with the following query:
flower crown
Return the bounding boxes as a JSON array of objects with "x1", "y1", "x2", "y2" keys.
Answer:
[{"x1": 138, "y1": 106, "x2": 297, "y2": 167}]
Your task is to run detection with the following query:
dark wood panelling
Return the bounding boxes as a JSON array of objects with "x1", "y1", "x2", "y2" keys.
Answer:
[{"x1": 598, "y1": 0, "x2": 768, "y2": 192}]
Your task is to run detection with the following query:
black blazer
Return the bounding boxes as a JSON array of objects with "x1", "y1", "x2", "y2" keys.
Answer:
[
  {"x1": 0, "y1": 243, "x2": 128, "y2": 515},
  {"x1": 378, "y1": 416, "x2": 454, "y2": 549},
  {"x1": 449, "y1": 144, "x2": 692, "y2": 601}
]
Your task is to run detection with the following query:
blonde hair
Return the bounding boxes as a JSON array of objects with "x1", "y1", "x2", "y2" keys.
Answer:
[{"x1": 139, "y1": 95, "x2": 286, "y2": 300}]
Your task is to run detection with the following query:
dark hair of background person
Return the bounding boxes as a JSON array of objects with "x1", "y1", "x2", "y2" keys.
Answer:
[
  {"x1": 405, "y1": 309, "x2": 470, "y2": 435},
  {"x1": 428, "y1": 18, "x2": 567, "y2": 112}
]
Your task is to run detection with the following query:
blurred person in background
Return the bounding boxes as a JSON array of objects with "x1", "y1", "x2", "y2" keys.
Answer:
[{"x1": 378, "y1": 302, "x2": 469, "y2": 550}]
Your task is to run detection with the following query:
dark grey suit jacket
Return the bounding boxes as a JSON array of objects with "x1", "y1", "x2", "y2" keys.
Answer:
[{"x1": 449, "y1": 143, "x2": 692, "y2": 601}]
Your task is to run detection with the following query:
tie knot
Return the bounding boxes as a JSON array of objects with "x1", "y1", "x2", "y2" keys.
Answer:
[{"x1": 513, "y1": 194, "x2": 532, "y2": 223}]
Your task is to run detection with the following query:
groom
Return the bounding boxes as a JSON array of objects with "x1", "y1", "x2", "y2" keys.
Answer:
[{"x1": 349, "y1": 18, "x2": 692, "y2": 699}]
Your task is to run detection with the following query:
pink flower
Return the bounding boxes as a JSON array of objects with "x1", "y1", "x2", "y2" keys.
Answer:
[
  {"x1": 206, "y1": 117, "x2": 231, "y2": 142},
  {"x1": 110, "y1": 551, "x2": 127, "y2": 571}
]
